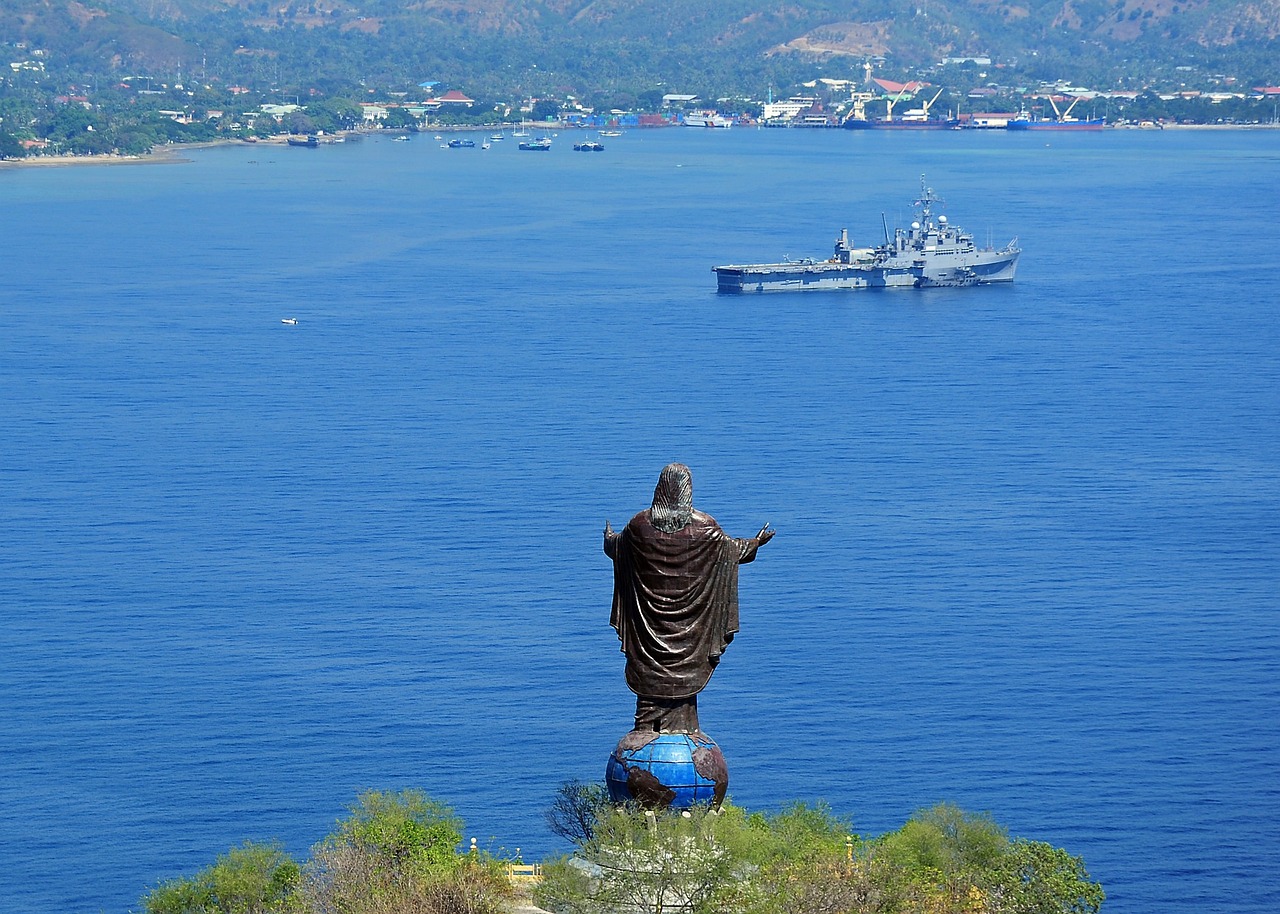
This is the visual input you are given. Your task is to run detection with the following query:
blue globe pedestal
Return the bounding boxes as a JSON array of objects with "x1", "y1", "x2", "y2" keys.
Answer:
[{"x1": 606, "y1": 730, "x2": 729, "y2": 810}]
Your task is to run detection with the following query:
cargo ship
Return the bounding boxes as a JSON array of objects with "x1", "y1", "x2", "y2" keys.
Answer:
[
  {"x1": 843, "y1": 85, "x2": 956, "y2": 130},
  {"x1": 1007, "y1": 96, "x2": 1105, "y2": 130},
  {"x1": 713, "y1": 177, "x2": 1019, "y2": 294}
]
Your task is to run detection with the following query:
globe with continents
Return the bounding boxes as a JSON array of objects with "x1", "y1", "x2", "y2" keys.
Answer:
[{"x1": 606, "y1": 730, "x2": 729, "y2": 809}]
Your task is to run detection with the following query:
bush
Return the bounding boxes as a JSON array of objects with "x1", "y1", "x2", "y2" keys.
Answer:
[
  {"x1": 142, "y1": 840, "x2": 301, "y2": 914},
  {"x1": 333, "y1": 788, "x2": 464, "y2": 877},
  {"x1": 536, "y1": 795, "x2": 1103, "y2": 914},
  {"x1": 300, "y1": 789, "x2": 511, "y2": 914}
]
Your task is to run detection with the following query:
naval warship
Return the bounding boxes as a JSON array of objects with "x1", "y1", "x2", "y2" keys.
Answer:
[{"x1": 713, "y1": 177, "x2": 1020, "y2": 293}]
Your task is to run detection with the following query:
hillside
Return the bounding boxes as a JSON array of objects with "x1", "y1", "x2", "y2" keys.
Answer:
[{"x1": 4, "y1": 0, "x2": 1279, "y2": 96}]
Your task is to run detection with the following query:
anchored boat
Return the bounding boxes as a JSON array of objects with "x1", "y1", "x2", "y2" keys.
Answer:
[{"x1": 713, "y1": 177, "x2": 1020, "y2": 294}]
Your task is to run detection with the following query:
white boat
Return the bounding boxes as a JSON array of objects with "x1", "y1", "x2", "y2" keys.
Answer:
[
  {"x1": 281, "y1": 318, "x2": 298, "y2": 325},
  {"x1": 683, "y1": 113, "x2": 733, "y2": 128}
]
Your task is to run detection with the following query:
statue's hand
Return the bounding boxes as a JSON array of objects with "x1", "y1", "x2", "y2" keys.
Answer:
[
  {"x1": 756, "y1": 522, "x2": 775, "y2": 546},
  {"x1": 604, "y1": 520, "x2": 614, "y2": 537}
]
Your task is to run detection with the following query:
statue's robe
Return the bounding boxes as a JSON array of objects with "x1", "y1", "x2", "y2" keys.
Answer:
[{"x1": 606, "y1": 510, "x2": 761, "y2": 701}]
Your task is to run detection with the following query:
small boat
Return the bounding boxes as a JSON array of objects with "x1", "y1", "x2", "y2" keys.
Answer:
[
  {"x1": 482, "y1": 143, "x2": 491, "y2": 150},
  {"x1": 599, "y1": 130, "x2": 622, "y2": 137},
  {"x1": 573, "y1": 141, "x2": 605, "y2": 152},
  {"x1": 490, "y1": 133, "x2": 504, "y2": 141},
  {"x1": 393, "y1": 135, "x2": 410, "y2": 142},
  {"x1": 518, "y1": 137, "x2": 552, "y2": 151},
  {"x1": 281, "y1": 318, "x2": 298, "y2": 325},
  {"x1": 447, "y1": 138, "x2": 476, "y2": 148},
  {"x1": 286, "y1": 134, "x2": 318, "y2": 148}
]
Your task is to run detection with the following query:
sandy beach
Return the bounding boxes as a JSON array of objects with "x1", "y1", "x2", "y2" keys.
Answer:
[{"x1": 0, "y1": 142, "x2": 214, "y2": 170}]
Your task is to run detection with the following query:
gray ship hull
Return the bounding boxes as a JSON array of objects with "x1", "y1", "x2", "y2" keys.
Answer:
[
  {"x1": 713, "y1": 177, "x2": 1019, "y2": 294},
  {"x1": 715, "y1": 248, "x2": 1018, "y2": 294}
]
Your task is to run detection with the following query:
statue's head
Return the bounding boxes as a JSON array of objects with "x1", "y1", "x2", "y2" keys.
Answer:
[{"x1": 650, "y1": 463, "x2": 694, "y2": 532}]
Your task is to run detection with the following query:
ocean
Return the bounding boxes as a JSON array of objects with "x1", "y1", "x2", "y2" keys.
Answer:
[{"x1": 1, "y1": 126, "x2": 1277, "y2": 914}]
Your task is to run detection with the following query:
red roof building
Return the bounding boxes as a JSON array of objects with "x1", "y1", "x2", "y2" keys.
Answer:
[{"x1": 434, "y1": 90, "x2": 474, "y2": 105}]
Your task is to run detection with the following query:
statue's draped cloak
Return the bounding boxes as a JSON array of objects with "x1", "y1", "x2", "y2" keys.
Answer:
[{"x1": 607, "y1": 510, "x2": 759, "y2": 700}]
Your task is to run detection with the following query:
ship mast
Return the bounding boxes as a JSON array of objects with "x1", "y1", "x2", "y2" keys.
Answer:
[{"x1": 914, "y1": 175, "x2": 943, "y2": 227}]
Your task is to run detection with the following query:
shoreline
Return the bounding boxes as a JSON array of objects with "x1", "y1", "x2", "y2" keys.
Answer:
[{"x1": 2, "y1": 121, "x2": 1276, "y2": 170}]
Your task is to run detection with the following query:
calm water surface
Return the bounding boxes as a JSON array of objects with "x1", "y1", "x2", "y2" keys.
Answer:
[{"x1": 2, "y1": 127, "x2": 1278, "y2": 913}]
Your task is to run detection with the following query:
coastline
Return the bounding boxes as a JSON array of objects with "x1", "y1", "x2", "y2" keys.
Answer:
[
  {"x1": 3, "y1": 121, "x2": 1276, "y2": 171},
  {"x1": 0, "y1": 140, "x2": 222, "y2": 171}
]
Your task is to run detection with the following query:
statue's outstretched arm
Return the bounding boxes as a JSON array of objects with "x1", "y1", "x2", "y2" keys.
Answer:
[{"x1": 736, "y1": 523, "x2": 775, "y2": 564}]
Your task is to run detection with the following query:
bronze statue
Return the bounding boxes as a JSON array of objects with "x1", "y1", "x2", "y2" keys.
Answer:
[{"x1": 604, "y1": 463, "x2": 774, "y2": 734}]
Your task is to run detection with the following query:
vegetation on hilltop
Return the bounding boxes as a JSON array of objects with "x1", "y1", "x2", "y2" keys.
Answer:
[
  {"x1": 4, "y1": 0, "x2": 1279, "y2": 95},
  {"x1": 140, "y1": 785, "x2": 1104, "y2": 914}
]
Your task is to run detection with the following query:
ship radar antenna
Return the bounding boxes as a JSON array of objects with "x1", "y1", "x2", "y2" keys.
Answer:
[{"x1": 915, "y1": 174, "x2": 943, "y2": 225}]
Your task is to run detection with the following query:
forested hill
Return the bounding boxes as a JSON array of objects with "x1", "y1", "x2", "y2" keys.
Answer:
[{"x1": 5, "y1": 0, "x2": 1280, "y2": 96}]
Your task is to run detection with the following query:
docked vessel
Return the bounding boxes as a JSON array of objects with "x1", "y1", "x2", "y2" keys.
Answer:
[
  {"x1": 1007, "y1": 96, "x2": 1105, "y2": 131},
  {"x1": 518, "y1": 137, "x2": 552, "y2": 151},
  {"x1": 713, "y1": 177, "x2": 1019, "y2": 294},
  {"x1": 843, "y1": 86, "x2": 956, "y2": 130},
  {"x1": 1006, "y1": 115, "x2": 1105, "y2": 131},
  {"x1": 683, "y1": 113, "x2": 733, "y2": 128},
  {"x1": 843, "y1": 113, "x2": 956, "y2": 130}
]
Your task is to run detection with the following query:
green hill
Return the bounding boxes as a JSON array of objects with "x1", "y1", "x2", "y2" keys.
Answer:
[{"x1": 4, "y1": 0, "x2": 1279, "y2": 98}]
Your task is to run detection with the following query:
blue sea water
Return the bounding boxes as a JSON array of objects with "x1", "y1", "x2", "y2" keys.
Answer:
[{"x1": 1, "y1": 126, "x2": 1278, "y2": 914}]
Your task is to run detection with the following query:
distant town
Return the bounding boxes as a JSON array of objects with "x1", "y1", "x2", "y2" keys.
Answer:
[{"x1": 4, "y1": 48, "x2": 1279, "y2": 161}]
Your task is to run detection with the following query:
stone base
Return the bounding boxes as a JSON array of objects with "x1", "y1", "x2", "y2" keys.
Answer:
[{"x1": 605, "y1": 729, "x2": 728, "y2": 809}]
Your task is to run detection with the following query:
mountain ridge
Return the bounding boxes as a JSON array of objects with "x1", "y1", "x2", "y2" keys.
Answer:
[{"x1": 4, "y1": 0, "x2": 1278, "y2": 94}]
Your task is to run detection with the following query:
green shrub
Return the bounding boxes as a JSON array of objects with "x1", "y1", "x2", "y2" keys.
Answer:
[
  {"x1": 333, "y1": 788, "x2": 464, "y2": 877},
  {"x1": 300, "y1": 788, "x2": 512, "y2": 914},
  {"x1": 142, "y1": 840, "x2": 300, "y2": 914},
  {"x1": 535, "y1": 793, "x2": 1103, "y2": 914}
]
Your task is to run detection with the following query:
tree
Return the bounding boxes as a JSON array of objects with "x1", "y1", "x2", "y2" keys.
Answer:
[
  {"x1": 300, "y1": 789, "x2": 510, "y2": 914},
  {"x1": 880, "y1": 802, "x2": 1009, "y2": 876},
  {"x1": 531, "y1": 98, "x2": 560, "y2": 121},
  {"x1": 381, "y1": 106, "x2": 418, "y2": 129},
  {"x1": 545, "y1": 780, "x2": 610, "y2": 847},
  {"x1": 537, "y1": 795, "x2": 1103, "y2": 914},
  {"x1": 539, "y1": 804, "x2": 738, "y2": 914},
  {"x1": 142, "y1": 840, "x2": 301, "y2": 914},
  {"x1": 332, "y1": 788, "x2": 463, "y2": 876},
  {"x1": 0, "y1": 131, "x2": 26, "y2": 158},
  {"x1": 305, "y1": 97, "x2": 361, "y2": 131},
  {"x1": 991, "y1": 840, "x2": 1105, "y2": 914}
]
